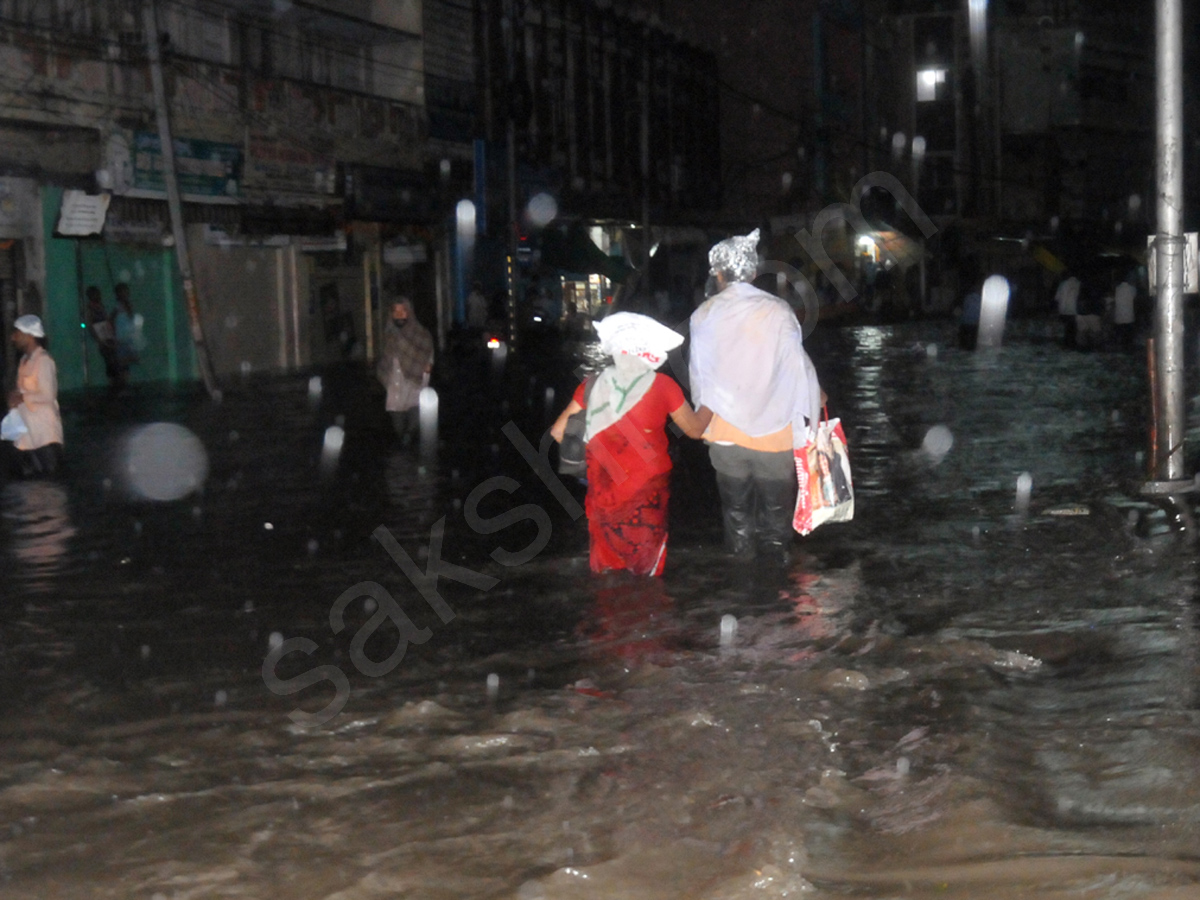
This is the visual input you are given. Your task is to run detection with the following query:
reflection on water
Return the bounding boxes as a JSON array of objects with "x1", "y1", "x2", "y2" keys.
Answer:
[
  {"x1": 0, "y1": 326, "x2": 1198, "y2": 898},
  {"x1": 1, "y1": 480, "x2": 75, "y2": 592},
  {"x1": 579, "y1": 575, "x2": 679, "y2": 667}
]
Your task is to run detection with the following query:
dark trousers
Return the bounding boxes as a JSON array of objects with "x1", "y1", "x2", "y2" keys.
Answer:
[
  {"x1": 1060, "y1": 314, "x2": 1077, "y2": 348},
  {"x1": 1114, "y1": 322, "x2": 1135, "y2": 352},
  {"x1": 709, "y1": 444, "x2": 796, "y2": 561},
  {"x1": 6, "y1": 443, "x2": 63, "y2": 478},
  {"x1": 958, "y1": 323, "x2": 978, "y2": 351},
  {"x1": 389, "y1": 408, "x2": 419, "y2": 446}
]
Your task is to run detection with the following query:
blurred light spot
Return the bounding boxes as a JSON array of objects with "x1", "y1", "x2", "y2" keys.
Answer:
[
  {"x1": 526, "y1": 192, "x2": 558, "y2": 227},
  {"x1": 122, "y1": 423, "x2": 209, "y2": 501},
  {"x1": 921, "y1": 425, "x2": 954, "y2": 464}
]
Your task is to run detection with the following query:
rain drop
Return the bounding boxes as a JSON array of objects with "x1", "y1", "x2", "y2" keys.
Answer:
[
  {"x1": 263, "y1": 522, "x2": 274, "y2": 531},
  {"x1": 214, "y1": 690, "x2": 228, "y2": 708},
  {"x1": 526, "y1": 192, "x2": 559, "y2": 227},
  {"x1": 896, "y1": 757, "x2": 911, "y2": 776},
  {"x1": 140, "y1": 644, "x2": 150, "y2": 659},
  {"x1": 122, "y1": 423, "x2": 209, "y2": 501},
  {"x1": 320, "y1": 425, "x2": 345, "y2": 475},
  {"x1": 921, "y1": 425, "x2": 954, "y2": 464},
  {"x1": 487, "y1": 673, "x2": 500, "y2": 698},
  {"x1": 363, "y1": 596, "x2": 377, "y2": 614},
  {"x1": 268, "y1": 632, "x2": 283, "y2": 650},
  {"x1": 306, "y1": 538, "x2": 319, "y2": 555},
  {"x1": 925, "y1": 343, "x2": 938, "y2": 359},
  {"x1": 1015, "y1": 472, "x2": 1033, "y2": 513},
  {"x1": 719, "y1": 614, "x2": 738, "y2": 648},
  {"x1": 244, "y1": 600, "x2": 254, "y2": 613}
]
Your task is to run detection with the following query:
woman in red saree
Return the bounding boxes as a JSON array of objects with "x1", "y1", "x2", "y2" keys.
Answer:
[{"x1": 551, "y1": 313, "x2": 711, "y2": 576}]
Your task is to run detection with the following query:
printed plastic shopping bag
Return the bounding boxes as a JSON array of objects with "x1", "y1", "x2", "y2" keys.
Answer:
[{"x1": 793, "y1": 416, "x2": 854, "y2": 535}]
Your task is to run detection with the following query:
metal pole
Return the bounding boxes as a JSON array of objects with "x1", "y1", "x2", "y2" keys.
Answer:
[
  {"x1": 503, "y1": 1, "x2": 519, "y2": 353},
  {"x1": 1151, "y1": 0, "x2": 1186, "y2": 487},
  {"x1": 1148, "y1": 337, "x2": 1160, "y2": 479},
  {"x1": 143, "y1": 0, "x2": 220, "y2": 399},
  {"x1": 641, "y1": 25, "x2": 651, "y2": 270},
  {"x1": 75, "y1": 241, "x2": 89, "y2": 386}
]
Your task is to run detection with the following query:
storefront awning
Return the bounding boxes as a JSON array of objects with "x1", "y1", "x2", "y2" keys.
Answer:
[{"x1": 541, "y1": 225, "x2": 632, "y2": 283}]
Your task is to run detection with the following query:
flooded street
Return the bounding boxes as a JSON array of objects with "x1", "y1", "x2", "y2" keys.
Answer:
[{"x1": 2, "y1": 321, "x2": 1199, "y2": 899}]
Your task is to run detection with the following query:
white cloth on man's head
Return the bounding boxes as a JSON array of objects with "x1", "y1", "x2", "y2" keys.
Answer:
[
  {"x1": 708, "y1": 228, "x2": 761, "y2": 283},
  {"x1": 585, "y1": 313, "x2": 684, "y2": 441},
  {"x1": 689, "y1": 281, "x2": 822, "y2": 447}
]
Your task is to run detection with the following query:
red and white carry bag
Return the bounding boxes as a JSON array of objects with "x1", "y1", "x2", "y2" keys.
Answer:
[{"x1": 793, "y1": 413, "x2": 854, "y2": 536}]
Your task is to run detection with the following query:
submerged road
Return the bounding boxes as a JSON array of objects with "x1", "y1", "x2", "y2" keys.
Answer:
[{"x1": 0, "y1": 319, "x2": 1197, "y2": 899}]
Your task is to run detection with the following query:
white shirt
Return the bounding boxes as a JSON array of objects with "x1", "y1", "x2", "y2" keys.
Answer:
[
  {"x1": 689, "y1": 281, "x2": 821, "y2": 446},
  {"x1": 1113, "y1": 282, "x2": 1136, "y2": 325},
  {"x1": 1055, "y1": 277, "x2": 1080, "y2": 316},
  {"x1": 15, "y1": 347, "x2": 63, "y2": 451}
]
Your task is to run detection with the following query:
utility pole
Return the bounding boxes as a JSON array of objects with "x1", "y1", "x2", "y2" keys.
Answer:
[
  {"x1": 1147, "y1": 0, "x2": 1188, "y2": 492},
  {"x1": 502, "y1": 0, "x2": 519, "y2": 355},
  {"x1": 143, "y1": 0, "x2": 220, "y2": 399},
  {"x1": 640, "y1": 25, "x2": 651, "y2": 270}
]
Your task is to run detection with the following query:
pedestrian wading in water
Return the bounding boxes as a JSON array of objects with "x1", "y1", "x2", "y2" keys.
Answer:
[
  {"x1": 377, "y1": 297, "x2": 434, "y2": 446},
  {"x1": 551, "y1": 312, "x2": 712, "y2": 577},
  {"x1": 3, "y1": 315, "x2": 64, "y2": 477},
  {"x1": 689, "y1": 228, "x2": 824, "y2": 565}
]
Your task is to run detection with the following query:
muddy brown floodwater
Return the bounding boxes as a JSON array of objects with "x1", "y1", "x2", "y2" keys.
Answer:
[{"x1": 0, "y1": 321, "x2": 1198, "y2": 899}]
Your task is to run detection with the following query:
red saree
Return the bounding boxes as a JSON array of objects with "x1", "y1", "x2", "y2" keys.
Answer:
[{"x1": 573, "y1": 374, "x2": 685, "y2": 576}]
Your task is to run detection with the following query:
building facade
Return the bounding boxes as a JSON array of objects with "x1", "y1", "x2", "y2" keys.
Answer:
[{"x1": 0, "y1": 0, "x2": 438, "y2": 390}]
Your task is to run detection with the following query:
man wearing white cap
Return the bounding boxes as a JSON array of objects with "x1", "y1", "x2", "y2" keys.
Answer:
[
  {"x1": 689, "y1": 229, "x2": 823, "y2": 563},
  {"x1": 4, "y1": 315, "x2": 64, "y2": 475}
]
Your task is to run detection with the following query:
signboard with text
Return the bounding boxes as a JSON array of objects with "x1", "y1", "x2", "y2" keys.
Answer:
[
  {"x1": 133, "y1": 132, "x2": 241, "y2": 200},
  {"x1": 243, "y1": 136, "x2": 336, "y2": 196}
]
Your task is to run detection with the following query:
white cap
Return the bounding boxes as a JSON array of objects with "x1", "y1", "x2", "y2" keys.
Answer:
[{"x1": 14, "y1": 314, "x2": 44, "y2": 338}]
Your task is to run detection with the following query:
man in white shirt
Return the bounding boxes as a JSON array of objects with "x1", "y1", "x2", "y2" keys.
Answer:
[{"x1": 1055, "y1": 274, "x2": 1080, "y2": 348}]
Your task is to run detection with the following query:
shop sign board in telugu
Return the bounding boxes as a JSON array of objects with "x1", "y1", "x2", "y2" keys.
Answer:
[
  {"x1": 243, "y1": 137, "x2": 337, "y2": 196},
  {"x1": 133, "y1": 132, "x2": 241, "y2": 200}
]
